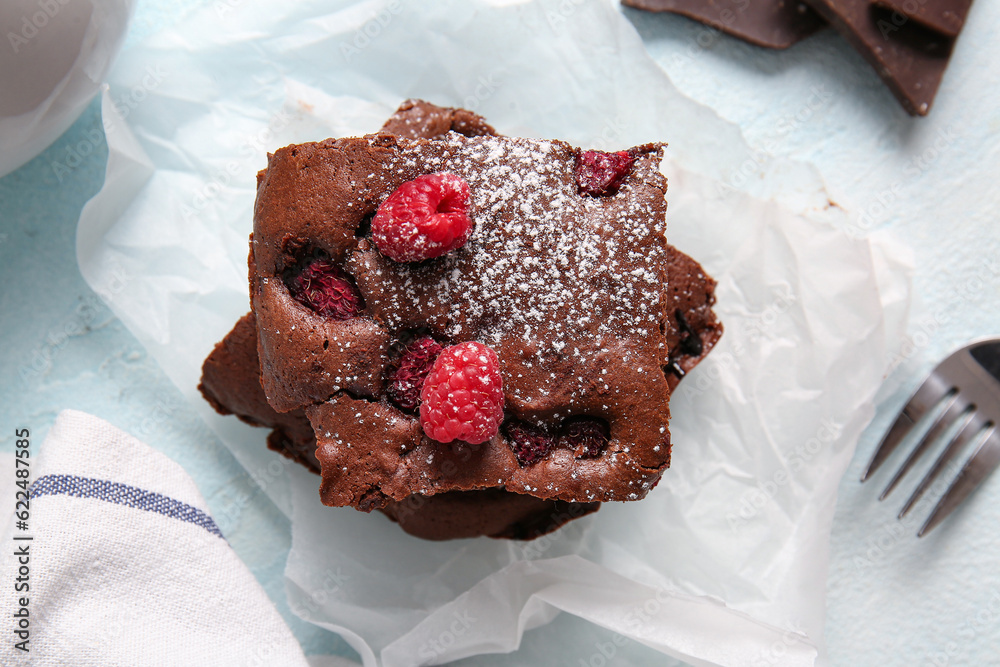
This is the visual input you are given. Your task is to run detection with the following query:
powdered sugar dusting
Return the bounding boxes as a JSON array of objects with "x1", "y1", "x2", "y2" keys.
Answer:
[{"x1": 354, "y1": 133, "x2": 668, "y2": 412}]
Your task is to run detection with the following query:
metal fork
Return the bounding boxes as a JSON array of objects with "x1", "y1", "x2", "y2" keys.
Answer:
[{"x1": 861, "y1": 336, "x2": 1000, "y2": 537}]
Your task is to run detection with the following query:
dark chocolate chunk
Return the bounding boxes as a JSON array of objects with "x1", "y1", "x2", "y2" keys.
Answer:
[
  {"x1": 803, "y1": 0, "x2": 971, "y2": 115},
  {"x1": 872, "y1": 0, "x2": 971, "y2": 38},
  {"x1": 622, "y1": 0, "x2": 827, "y2": 50}
]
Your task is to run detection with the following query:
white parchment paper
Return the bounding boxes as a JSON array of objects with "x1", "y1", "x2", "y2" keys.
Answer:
[{"x1": 75, "y1": 1, "x2": 912, "y2": 665}]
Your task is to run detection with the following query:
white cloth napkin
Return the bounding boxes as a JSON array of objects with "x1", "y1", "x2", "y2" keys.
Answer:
[{"x1": 0, "y1": 409, "x2": 311, "y2": 666}]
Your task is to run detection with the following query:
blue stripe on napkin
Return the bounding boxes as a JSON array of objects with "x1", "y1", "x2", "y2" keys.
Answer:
[{"x1": 29, "y1": 474, "x2": 224, "y2": 539}]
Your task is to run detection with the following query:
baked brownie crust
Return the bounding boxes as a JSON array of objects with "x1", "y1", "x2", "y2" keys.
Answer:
[
  {"x1": 199, "y1": 313, "x2": 320, "y2": 473},
  {"x1": 379, "y1": 99, "x2": 497, "y2": 140},
  {"x1": 663, "y1": 244, "x2": 722, "y2": 387},
  {"x1": 381, "y1": 489, "x2": 599, "y2": 541}
]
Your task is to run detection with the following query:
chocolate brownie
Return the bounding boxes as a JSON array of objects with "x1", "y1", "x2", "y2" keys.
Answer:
[
  {"x1": 250, "y1": 133, "x2": 716, "y2": 512},
  {"x1": 381, "y1": 489, "x2": 600, "y2": 541},
  {"x1": 201, "y1": 100, "x2": 721, "y2": 537},
  {"x1": 663, "y1": 244, "x2": 723, "y2": 385}
]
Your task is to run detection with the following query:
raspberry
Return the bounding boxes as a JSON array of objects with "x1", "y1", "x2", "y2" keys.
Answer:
[
  {"x1": 386, "y1": 336, "x2": 443, "y2": 411},
  {"x1": 419, "y1": 341, "x2": 504, "y2": 444},
  {"x1": 560, "y1": 418, "x2": 610, "y2": 459},
  {"x1": 286, "y1": 259, "x2": 361, "y2": 320},
  {"x1": 505, "y1": 420, "x2": 555, "y2": 466},
  {"x1": 372, "y1": 172, "x2": 473, "y2": 262},
  {"x1": 575, "y1": 150, "x2": 635, "y2": 197}
]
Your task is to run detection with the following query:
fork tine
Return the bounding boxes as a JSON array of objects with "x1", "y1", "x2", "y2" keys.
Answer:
[
  {"x1": 919, "y1": 425, "x2": 1000, "y2": 537},
  {"x1": 879, "y1": 391, "x2": 962, "y2": 501},
  {"x1": 862, "y1": 376, "x2": 954, "y2": 483},
  {"x1": 861, "y1": 411, "x2": 916, "y2": 482},
  {"x1": 898, "y1": 408, "x2": 978, "y2": 518}
]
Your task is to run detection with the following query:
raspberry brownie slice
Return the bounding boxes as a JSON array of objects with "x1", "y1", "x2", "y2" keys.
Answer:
[{"x1": 250, "y1": 128, "x2": 695, "y2": 510}]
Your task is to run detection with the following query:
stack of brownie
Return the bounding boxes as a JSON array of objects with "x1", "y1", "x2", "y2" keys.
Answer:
[{"x1": 199, "y1": 100, "x2": 722, "y2": 540}]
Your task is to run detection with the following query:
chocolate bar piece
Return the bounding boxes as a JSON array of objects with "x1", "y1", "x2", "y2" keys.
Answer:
[
  {"x1": 803, "y1": 0, "x2": 972, "y2": 115},
  {"x1": 872, "y1": 0, "x2": 971, "y2": 38},
  {"x1": 622, "y1": 0, "x2": 827, "y2": 50}
]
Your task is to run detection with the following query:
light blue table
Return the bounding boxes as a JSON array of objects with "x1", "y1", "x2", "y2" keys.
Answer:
[{"x1": 2, "y1": 1, "x2": 998, "y2": 664}]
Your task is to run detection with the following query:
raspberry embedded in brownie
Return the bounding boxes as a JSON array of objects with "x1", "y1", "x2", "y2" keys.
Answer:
[{"x1": 372, "y1": 171, "x2": 474, "y2": 262}]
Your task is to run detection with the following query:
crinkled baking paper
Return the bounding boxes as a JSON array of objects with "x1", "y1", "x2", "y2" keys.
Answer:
[{"x1": 76, "y1": 1, "x2": 911, "y2": 665}]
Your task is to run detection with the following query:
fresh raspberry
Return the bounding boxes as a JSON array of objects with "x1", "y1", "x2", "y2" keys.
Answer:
[
  {"x1": 386, "y1": 336, "x2": 443, "y2": 412},
  {"x1": 505, "y1": 420, "x2": 555, "y2": 466},
  {"x1": 575, "y1": 150, "x2": 635, "y2": 197},
  {"x1": 419, "y1": 341, "x2": 504, "y2": 444},
  {"x1": 286, "y1": 259, "x2": 361, "y2": 320},
  {"x1": 372, "y1": 172, "x2": 473, "y2": 262},
  {"x1": 560, "y1": 418, "x2": 610, "y2": 459}
]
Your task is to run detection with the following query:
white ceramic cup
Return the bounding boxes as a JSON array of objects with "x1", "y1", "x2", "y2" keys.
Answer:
[{"x1": 0, "y1": 0, "x2": 134, "y2": 177}]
